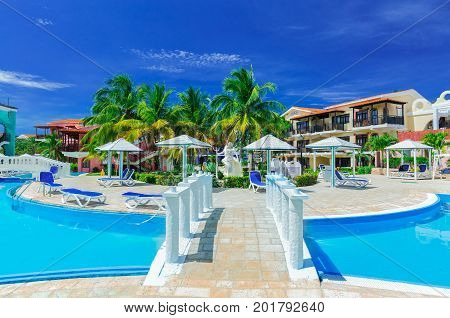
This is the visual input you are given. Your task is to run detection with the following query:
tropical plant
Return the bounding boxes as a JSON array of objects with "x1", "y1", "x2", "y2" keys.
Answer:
[
  {"x1": 211, "y1": 67, "x2": 285, "y2": 149},
  {"x1": 366, "y1": 133, "x2": 398, "y2": 167},
  {"x1": 39, "y1": 132, "x2": 63, "y2": 160},
  {"x1": 422, "y1": 132, "x2": 449, "y2": 154},
  {"x1": 15, "y1": 137, "x2": 38, "y2": 155},
  {"x1": 171, "y1": 86, "x2": 213, "y2": 142},
  {"x1": 115, "y1": 83, "x2": 175, "y2": 144}
]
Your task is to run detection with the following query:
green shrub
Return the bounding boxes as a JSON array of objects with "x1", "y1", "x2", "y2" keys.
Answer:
[
  {"x1": 217, "y1": 170, "x2": 224, "y2": 180},
  {"x1": 92, "y1": 167, "x2": 100, "y2": 173},
  {"x1": 205, "y1": 162, "x2": 216, "y2": 174},
  {"x1": 404, "y1": 156, "x2": 428, "y2": 165},
  {"x1": 293, "y1": 172, "x2": 318, "y2": 187},
  {"x1": 135, "y1": 171, "x2": 182, "y2": 186},
  {"x1": 70, "y1": 163, "x2": 78, "y2": 172},
  {"x1": 337, "y1": 167, "x2": 352, "y2": 174},
  {"x1": 212, "y1": 176, "x2": 221, "y2": 188},
  {"x1": 356, "y1": 165, "x2": 373, "y2": 175},
  {"x1": 223, "y1": 176, "x2": 249, "y2": 188}
]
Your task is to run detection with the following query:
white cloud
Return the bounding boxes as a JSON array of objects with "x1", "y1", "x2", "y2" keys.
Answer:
[
  {"x1": 143, "y1": 65, "x2": 184, "y2": 73},
  {"x1": 131, "y1": 49, "x2": 248, "y2": 68},
  {"x1": 0, "y1": 70, "x2": 72, "y2": 90},
  {"x1": 34, "y1": 17, "x2": 53, "y2": 26}
]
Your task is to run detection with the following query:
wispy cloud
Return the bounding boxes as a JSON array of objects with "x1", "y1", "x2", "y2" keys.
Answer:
[
  {"x1": 34, "y1": 17, "x2": 53, "y2": 26},
  {"x1": 143, "y1": 65, "x2": 184, "y2": 73},
  {"x1": 0, "y1": 70, "x2": 72, "y2": 90},
  {"x1": 131, "y1": 49, "x2": 249, "y2": 73}
]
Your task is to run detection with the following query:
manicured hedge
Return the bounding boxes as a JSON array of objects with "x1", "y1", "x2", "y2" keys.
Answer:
[
  {"x1": 223, "y1": 176, "x2": 250, "y2": 188},
  {"x1": 293, "y1": 172, "x2": 318, "y2": 187},
  {"x1": 135, "y1": 172, "x2": 182, "y2": 186}
]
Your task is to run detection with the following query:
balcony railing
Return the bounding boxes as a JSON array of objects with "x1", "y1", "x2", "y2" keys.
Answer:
[{"x1": 353, "y1": 115, "x2": 404, "y2": 128}]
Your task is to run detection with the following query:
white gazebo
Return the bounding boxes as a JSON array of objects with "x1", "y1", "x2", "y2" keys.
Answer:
[
  {"x1": 243, "y1": 134, "x2": 295, "y2": 173},
  {"x1": 385, "y1": 139, "x2": 433, "y2": 181},
  {"x1": 96, "y1": 138, "x2": 143, "y2": 178},
  {"x1": 156, "y1": 135, "x2": 212, "y2": 179},
  {"x1": 306, "y1": 137, "x2": 361, "y2": 188}
]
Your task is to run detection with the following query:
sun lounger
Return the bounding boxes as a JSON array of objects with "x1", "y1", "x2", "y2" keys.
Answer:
[
  {"x1": 249, "y1": 170, "x2": 266, "y2": 193},
  {"x1": 318, "y1": 164, "x2": 326, "y2": 179},
  {"x1": 49, "y1": 166, "x2": 59, "y2": 178},
  {"x1": 97, "y1": 168, "x2": 136, "y2": 187},
  {"x1": 61, "y1": 188, "x2": 106, "y2": 207},
  {"x1": 335, "y1": 170, "x2": 369, "y2": 188},
  {"x1": 122, "y1": 192, "x2": 166, "y2": 210},
  {"x1": 38, "y1": 171, "x2": 63, "y2": 196},
  {"x1": 392, "y1": 164, "x2": 410, "y2": 177}
]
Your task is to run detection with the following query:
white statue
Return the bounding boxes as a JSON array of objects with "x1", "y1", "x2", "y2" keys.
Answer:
[{"x1": 221, "y1": 142, "x2": 243, "y2": 177}]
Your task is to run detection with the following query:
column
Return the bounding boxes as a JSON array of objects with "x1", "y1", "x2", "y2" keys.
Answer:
[
  {"x1": 178, "y1": 186, "x2": 190, "y2": 239},
  {"x1": 163, "y1": 187, "x2": 180, "y2": 263},
  {"x1": 287, "y1": 188, "x2": 308, "y2": 270},
  {"x1": 279, "y1": 181, "x2": 296, "y2": 240},
  {"x1": 188, "y1": 174, "x2": 201, "y2": 220}
]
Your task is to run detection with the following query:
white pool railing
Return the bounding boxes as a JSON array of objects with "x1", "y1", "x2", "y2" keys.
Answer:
[
  {"x1": 0, "y1": 155, "x2": 71, "y2": 179},
  {"x1": 163, "y1": 171, "x2": 214, "y2": 264},
  {"x1": 266, "y1": 173, "x2": 309, "y2": 271}
]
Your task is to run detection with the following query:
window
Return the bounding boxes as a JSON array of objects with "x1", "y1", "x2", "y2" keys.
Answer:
[
  {"x1": 296, "y1": 121, "x2": 308, "y2": 132},
  {"x1": 82, "y1": 160, "x2": 90, "y2": 169},
  {"x1": 371, "y1": 109, "x2": 378, "y2": 125},
  {"x1": 334, "y1": 114, "x2": 349, "y2": 124},
  {"x1": 356, "y1": 111, "x2": 368, "y2": 122},
  {"x1": 356, "y1": 134, "x2": 368, "y2": 147}
]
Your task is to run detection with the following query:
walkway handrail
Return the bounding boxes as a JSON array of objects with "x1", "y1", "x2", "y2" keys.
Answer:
[
  {"x1": 163, "y1": 172, "x2": 214, "y2": 264},
  {"x1": 266, "y1": 173, "x2": 308, "y2": 270},
  {"x1": 0, "y1": 155, "x2": 71, "y2": 178}
]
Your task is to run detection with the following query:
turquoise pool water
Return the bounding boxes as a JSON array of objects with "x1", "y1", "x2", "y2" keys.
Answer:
[
  {"x1": 0, "y1": 181, "x2": 165, "y2": 284},
  {"x1": 305, "y1": 194, "x2": 450, "y2": 288}
]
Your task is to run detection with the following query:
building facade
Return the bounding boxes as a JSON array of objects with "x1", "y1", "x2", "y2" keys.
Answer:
[
  {"x1": 284, "y1": 89, "x2": 449, "y2": 168},
  {"x1": 0, "y1": 103, "x2": 17, "y2": 156},
  {"x1": 35, "y1": 119, "x2": 102, "y2": 173}
]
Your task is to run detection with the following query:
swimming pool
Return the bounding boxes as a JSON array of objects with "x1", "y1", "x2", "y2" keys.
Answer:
[
  {"x1": 305, "y1": 194, "x2": 450, "y2": 289},
  {"x1": 0, "y1": 181, "x2": 165, "y2": 284}
]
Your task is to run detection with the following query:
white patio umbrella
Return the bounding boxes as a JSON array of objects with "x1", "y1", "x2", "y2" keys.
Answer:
[
  {"x1": 96, "y1": 138, "x2": 142, "y2": 178},
  {"x1": 306, "y1": 137, "x2": 361, "y2": 188},
  {"x1": 243, "y1": 134, "x2": 295, "y2": 174},
  {"x1": 385, "y1": 139, "x2": 433, "y2": 181},
  {"x1": 156, "y1": 135, "x2": 212, "y2": 179}
]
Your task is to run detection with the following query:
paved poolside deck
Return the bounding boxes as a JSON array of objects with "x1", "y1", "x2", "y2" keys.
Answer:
[{"x1": 0, "y1": 174, "x2": 448, "y2": 298}]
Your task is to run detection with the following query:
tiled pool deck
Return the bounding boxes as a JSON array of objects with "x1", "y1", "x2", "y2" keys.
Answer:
[{"x1": 1, "y1": 175, "x2": 448, "y2": 297}]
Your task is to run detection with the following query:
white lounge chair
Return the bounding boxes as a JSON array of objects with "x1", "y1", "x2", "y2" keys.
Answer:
[
  {"x1": 97, "y1": 168, "x2": 136, "y2": 187},
  {"x1": 122, "y1": 192, "x2": 166, "y2": 210},
  {"x1": 335, "y1": 170, "x2": 369, "y2": 188},
  {"x1": 61, "y1": 188, "x2": 106, "y2": 207},
  {"x1": 249, "y1": 170, "x2": 266, "y2": 193}
]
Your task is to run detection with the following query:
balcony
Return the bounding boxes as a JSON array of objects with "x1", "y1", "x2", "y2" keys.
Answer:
[{"x1": 353, "y1": 115, "x2": 404, "y2": 128}]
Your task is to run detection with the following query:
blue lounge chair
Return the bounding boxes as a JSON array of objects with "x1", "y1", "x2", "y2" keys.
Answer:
[
  {"x1": 249, "y1": 170, "x2": 266, "y2": 193},
  {"x1": 393, "y1": 164, "x2": 410, "y2": 177},
  {"x1": 61, "y1": 188, "x2": 106, "y2": 207},
  {"x1": 97, "y1": 168, "x2": 136, "y2": 187},
  {"x1": 38, "y1": 171, "x2": 63, "y2": 196},
  {"x1": 335, "y1": 170, "x2": 369, "y2": 188},
  {"x1": 122, "y1": 192, "x2": 166, "y2": 210},
  {"x1": 49, "y1": 166, "x2": 59, "y2": 178}
]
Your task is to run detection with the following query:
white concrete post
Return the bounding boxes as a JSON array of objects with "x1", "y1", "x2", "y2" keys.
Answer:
[
  {"x1": 284, "y1": 188, "x2": 308, "y2": 270},
  {"x1": 163, "y1": 187, "x2": 180, "y2": 263},
  {"x1": 313, "y1": 151, "x2": 317, "y2": 172},
  {"x1": 265, "y1": 174, "x2": 272, "y2": 209},
  {"x1": 178, "y1": 186, "x2": 190, "y2": 239},
  {"x1": 182, "y1": 175, "x2": 199, "y2": 222},
  {"x1": 274, "y1": 177, "x2": 287, "y2": 224},
  {"x1": 205, "y1": 172, "x2": 213, "y2": 210},
  {"x1": 278, "y1": 180, "x2": 296, "y2": 241},
  {"x1": 352, "y1": 150, "x2": 356, "y2": 177}
]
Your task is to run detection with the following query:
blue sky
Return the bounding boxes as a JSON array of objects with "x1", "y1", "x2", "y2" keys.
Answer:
[{"x1": 0, "y1": 0, "x2": 449, "y2": 133}]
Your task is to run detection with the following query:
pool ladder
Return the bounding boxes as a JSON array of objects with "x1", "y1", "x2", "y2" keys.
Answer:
[{"x1": 11, "y1": 180, "x2": 33, "y2": 210}]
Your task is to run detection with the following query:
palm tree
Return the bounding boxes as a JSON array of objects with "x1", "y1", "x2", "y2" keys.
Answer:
[
  {"x1": 82, "y1": 74, "x2": 140, "y2": 149},
  {"x1": 211, "y1": 67, "x2": 285, "y2": 149},
  {"x1": 366, "y1": 133, "x2": 398, "y2": 167},
  {"x1": 422, "y1": 131, "x2": 449, "y2": 155},
  {"x1": 115, "y1": 83, "x2": 175, "y2": 144},
  {"x1": 39, "y1": 132, "x2": 63, "y2": 161},
  {"x1": 172, "y1": 86, "x2": 213, "y2": 141}
]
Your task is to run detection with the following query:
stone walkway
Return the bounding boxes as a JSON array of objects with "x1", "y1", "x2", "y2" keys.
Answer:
[{"x1": 1, "y1": 174, "x2": 448, "y2": 297}]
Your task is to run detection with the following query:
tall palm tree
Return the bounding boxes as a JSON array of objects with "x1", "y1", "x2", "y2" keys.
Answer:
[
  {"x1": 115, "y1": 83, "x2": 175, "y2": 144},
  {"x1": 172, "y1": 86, "x2": 213, "y2": 141},
  {"x1": 82, "y1": 74, "x2": 139, "y2": 148},
  {"x1": 211, "y1": 67, "x2": 285, "y2": 148},
  {"x1": 422, "y1": 131, "x2": 449, "y2": 155},
  {"x1": 39, "y1": 132, "x2": 63, "y2": 161}
]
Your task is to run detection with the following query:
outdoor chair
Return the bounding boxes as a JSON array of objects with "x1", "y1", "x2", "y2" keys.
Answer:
[
  {"x1": 249, "y1": 170, "x2": 266, "y2": 193},
  {"x1": 97, "y1": 168, "x2": 136, "y2": 187},
  {"x1": 61, "y1": 188, "x2": 106, "y2": 208},
  {"x1": 335, "y1": 170, "x2": 369, "y2": 188},
  {"x1": 49, "y1": 166, "x2": 59, "y2": 178},
  {"x1": 122, "y1": 192, "x2": 166, "y2": 210},
  {"x1": 38, "y1": 171, "x2": 63, "y2": 196}
]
